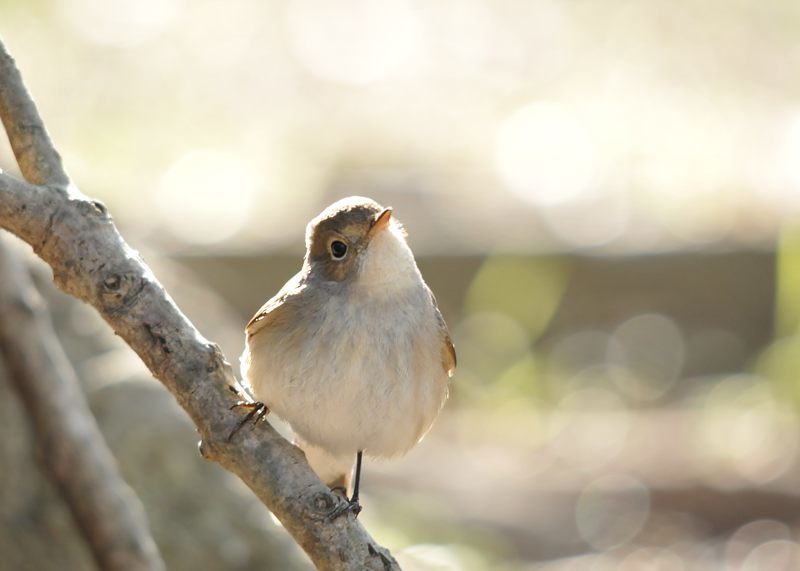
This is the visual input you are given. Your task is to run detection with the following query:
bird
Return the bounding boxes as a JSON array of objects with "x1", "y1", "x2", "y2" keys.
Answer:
[{"x1": 238, "y1": 196, "x2": 456, "y2": 517}]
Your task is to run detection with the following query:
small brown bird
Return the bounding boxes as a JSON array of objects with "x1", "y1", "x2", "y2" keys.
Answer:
[{"x1": 240, "y1": 196, "x2": 455, "y2": 516}]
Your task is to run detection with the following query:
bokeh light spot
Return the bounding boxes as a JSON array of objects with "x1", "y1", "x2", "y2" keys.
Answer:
[
  {"x1": 57, "y1": 0, "x2": 183, "y2": 46},
  {"x1": 757, "y1": 335, "x2": 800, "y2": 406},
  {"x1": 494, "y1": 353, "x2": 541, "y2": 405},
  {"x1": 539, "y1": 186, "x2": 631, "y2": 248},
  {"x1": 453, "y1": 311, "x2": 530, "y2": 395},
  {"x1": 726, "y1": 520, "x2": 791, "y2": 569},
  {"x1": 549, "y1": 387, "x2": 630, "y2": 470},
  {"x1": 575, "y1": 474, "x2": 650, "y2": 550},
  {"x1": 286, "y1": 0, "x2": 421, "y2": 85},
  {"x1": 494, "y1": 102, "x2": 597, "y2": 206},
  {"x1": 607, "y1": 313, "x2": 685, "y2": 402},
  {"x1": 743, "y1": 540, "x2": 800, "y2": 571},
  {"x1": 465, "y1": 255, "x2": 568, "y2": 338},
  {"x1": 728, "y1": 403, "x2": 797, "y2": 484},
  {"x1": 548, "y1": 330, "x2": 611, "y2": 378},
  {"x1": 156, "y1": 149, "x2": 258, "y2": 245}
]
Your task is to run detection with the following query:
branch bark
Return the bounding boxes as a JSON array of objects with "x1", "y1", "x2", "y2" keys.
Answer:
[
  {"x1": 0, "y1": 39, "x2": 399, "y2": 571},
  {"x1": 0, "y1": 236, "x2": 165, "y2": 571},
  {"x1": 0, "y1": 43, "x2": 69, "y2": 187}
]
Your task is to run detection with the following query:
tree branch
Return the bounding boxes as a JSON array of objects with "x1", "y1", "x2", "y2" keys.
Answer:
[
  {"x1": 0, "y1": 44, "x2": 69, "y2": 187},
  {"x1": 0, "y1": 39, "x2": 399, "y2": 570},
  {"x1": 0, "y1": 236, "x2": 166, "y2": 571}
]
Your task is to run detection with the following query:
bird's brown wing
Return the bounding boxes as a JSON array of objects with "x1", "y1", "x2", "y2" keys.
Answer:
[
  {"x1": 428, "y1": 287, "x2": 456, "y2": 378},
  {"x1": 245, "y1": 271, "x2": 307, "y2": 338}
]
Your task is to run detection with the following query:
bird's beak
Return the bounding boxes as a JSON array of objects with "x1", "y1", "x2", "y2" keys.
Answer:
[{"x1": 366, "y1": 207, "x2": 392, "y2": 240}]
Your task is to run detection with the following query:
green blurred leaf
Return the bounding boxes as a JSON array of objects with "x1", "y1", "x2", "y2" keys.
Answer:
[{"x1": 465, "y1": 255, "x2": 568, "y2": 339}]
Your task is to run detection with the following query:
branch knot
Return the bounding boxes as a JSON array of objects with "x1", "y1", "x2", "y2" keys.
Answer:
[{"x1": 97, "y1": 268, "x2": 145, "y2": 311}]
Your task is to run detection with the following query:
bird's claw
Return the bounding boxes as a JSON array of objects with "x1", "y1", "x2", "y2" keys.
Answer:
[
  {"x1": 327, "y1": 497, "x2": 362, "y2": 521},
  {"x1": 227, "y1": 401, "x2": 269, "y2": 441}
]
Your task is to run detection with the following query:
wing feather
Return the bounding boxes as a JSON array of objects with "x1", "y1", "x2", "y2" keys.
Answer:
[
  {"x1": 245, "y1": 272, "x2": 306, "y2": 338},
  {"x1": 428, "y1": 287, "x2": 456, "y2": 378}
]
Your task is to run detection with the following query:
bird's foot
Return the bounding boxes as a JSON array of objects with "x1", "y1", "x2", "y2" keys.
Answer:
[
  {"x1": 227, "y1": 401, "x2": 269, "y2": 441},
  {"x1": 327, "y1": 496, "x2": 362, "y2": 521}
]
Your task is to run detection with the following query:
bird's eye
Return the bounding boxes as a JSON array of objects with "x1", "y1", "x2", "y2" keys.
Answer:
[{"x1": 330, "y1": 240, "x2": 348, "y2": 259}]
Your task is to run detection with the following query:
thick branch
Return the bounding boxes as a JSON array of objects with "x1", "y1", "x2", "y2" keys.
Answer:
[
  {"x1": 0, "y1": 237, "x2": 165, "y2": 571},
  {"x1": 0, "y1": 39, "x2": 399, "y2": 570}
]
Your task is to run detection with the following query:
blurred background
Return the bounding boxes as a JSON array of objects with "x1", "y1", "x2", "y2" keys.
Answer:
[{"x1": 3, "y1": 0, "x2": 800, "y2": 569}]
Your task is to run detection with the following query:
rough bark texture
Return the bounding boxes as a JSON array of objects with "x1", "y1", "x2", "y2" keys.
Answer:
[
  {"x1": 0, "y1": 42, "x2": 69, "y2": 188},
  {"x1": 0, "y1": 39, "x2": 399, "y2": 571},
  {"x1": 0, "y1": 237, "x2": 166, "y2": 571}
]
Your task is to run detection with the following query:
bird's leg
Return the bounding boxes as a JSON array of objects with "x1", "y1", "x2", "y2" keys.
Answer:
[
  {"x1": 328, "y1": 451, "x2": 364, "y2": 520},
  {"x1": 351, "y1": 449, "x2": 363, "y2": 508},
  {"x1": 227, "y1": 400, "x2": 269, "y2": 441}
]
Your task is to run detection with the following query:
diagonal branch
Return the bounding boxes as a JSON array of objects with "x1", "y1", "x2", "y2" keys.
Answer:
[
  {"x1": 0, "y1": 39, "x2": 399, "y2": 570},
  {"x1": 0, "y1": 44, "x2": 69, "y2": 187},
  {"x1": 0, "y1": 236, "x2": 165, "y2": 571}
]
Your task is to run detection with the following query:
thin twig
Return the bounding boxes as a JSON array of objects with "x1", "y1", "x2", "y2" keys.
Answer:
[{"x1": 0, "y1": 38, "x2": 399, "y2": 570}]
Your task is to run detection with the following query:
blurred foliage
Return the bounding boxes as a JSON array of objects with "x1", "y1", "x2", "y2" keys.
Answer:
[
  {"x1": 776, "y1": 222, "x2": 800, "y2": 337},
  {"x1": 760, "y1": 222, "x2": 800, "y2": 407},
  {"x1": 457, "y1": 256, "x2": 566, "y2": 405},
  {"x1": 465, "y1": 256, "x2": 568, "y2": 337}
]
